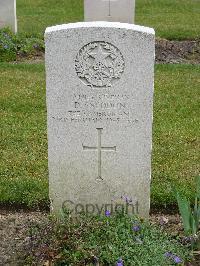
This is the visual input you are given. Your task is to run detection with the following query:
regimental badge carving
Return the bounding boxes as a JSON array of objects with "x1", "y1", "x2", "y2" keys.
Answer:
[{"x1": 75, "y1": 41, "x2": 125, "y2": 88}]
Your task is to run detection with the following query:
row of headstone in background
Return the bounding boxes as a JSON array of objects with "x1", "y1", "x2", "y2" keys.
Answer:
[
  {"x1": 45, "y1": 21, "x2": 155, "y2": 218},
  {"x1": 0, "y1": 0, "x2": 17, "y2": 33},
  {"x1": 84, "y1": 0, "x2": 135, "y2": 23},
  {"x1": 0, "y1": 0, "x2": 134, "y2": 34}
]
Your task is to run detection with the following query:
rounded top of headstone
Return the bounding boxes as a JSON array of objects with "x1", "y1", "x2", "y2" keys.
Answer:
[{"x1": 45, "y1": 21, "x2": 155, "y2": 36}]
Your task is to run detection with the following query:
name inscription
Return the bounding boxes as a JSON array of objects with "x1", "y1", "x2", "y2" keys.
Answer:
[{"x1": 52, "y1": 92, "x2": 139, "y2": 124}]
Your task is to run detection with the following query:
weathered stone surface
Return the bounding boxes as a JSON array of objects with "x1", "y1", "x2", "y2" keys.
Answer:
[
  {"x1": 45, "y1": 22, "x2": 155, "y2": 218},
  {"x1": 0, "y1": 0, "x2": 17, "y2": 33},
  {"x1": 84, "y1": 0, "x2": 135, "y2": 23}
]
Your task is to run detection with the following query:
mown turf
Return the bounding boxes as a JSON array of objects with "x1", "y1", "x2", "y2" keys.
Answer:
[
  {"x1": 17, "y1": 0, "x2": 83, "y2": 37},
  {"x1": 16, "y1": 0, "x2": 200, "y2": 40},
  {"x1": 152, "y1": 64, "x2": 200, "y2": 206},
  {"x1": 136, "y1": 0, "x2": 200, "y2": 40},
  {"x1": 0, "y1": 63, "x2": 199, "y2": 207},
  {"x1": 0, "y1": 63, "x2": 48, "y2": 207}
]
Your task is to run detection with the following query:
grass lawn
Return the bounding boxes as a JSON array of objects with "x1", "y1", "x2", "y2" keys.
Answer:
[
  {"x1": 16, "y1": 0, "x2": 200, "y2": 40},
  {"x1": 0, "y1": 63, "x2": 199, "y2": 208},
  {"x1": 0, "y1": 63, "x2": 48, "y2": 207},
  {"x1": 136, "y1": 0, "x2": 200, "y2": 40},
  {"x1": 152, "y1": 64, "x2": 200, "y2": 206}
]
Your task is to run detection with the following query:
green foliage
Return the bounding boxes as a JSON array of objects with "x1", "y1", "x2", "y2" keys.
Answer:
[
  {"x1": 17, "y1": 36, "x2": 44, "y2": 55},
  {"x1": 0, "y1": 28, "x2": 44, "y2": 62},
  {"x1": 196, "y1": 176, "x2": 200, "y2": 198},
  {"x1": 176, "y1": 192, "x2": 193, "y2": 235},
  {"x1": 24, "y1": 212, "x2": 190, "y2": 265},
  {"x1": 175, "y1": 176, "x2": 200, "y2": 236},
  {"x1": 175, "y1": 176, "x2": 200, "y2": 248},
  {"x1": 0, "y1": 28, "x2": 17, "y2": 61}
]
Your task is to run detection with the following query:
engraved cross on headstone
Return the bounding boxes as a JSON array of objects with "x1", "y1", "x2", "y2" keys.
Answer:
[
  {"x1": 103, "y1": 0, "x2": 116, "y2": 17},
  {"x1": 84, "y1": 0, "x2": 135, "y2": 24},
  {"x1": 83, "y1": 128, "x2": 116, "y2": 180}
]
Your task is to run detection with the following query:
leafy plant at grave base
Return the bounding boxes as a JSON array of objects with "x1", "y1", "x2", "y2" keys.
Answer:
[
  {"x1": 23, "y1": 210, "x2": 190, "y2": 266},
  {"x1": 17, "y1": 36, "x2": 44, "y2": 56},
  {"x1": 174, "y1": 176, "x2": 200, "y2": 249},
  {"x1": 0, "y1": 27, "x2": 17, "y2": 61},
  {"x1": 0, "y1": 27, "x2": 44, "y2": 62}
]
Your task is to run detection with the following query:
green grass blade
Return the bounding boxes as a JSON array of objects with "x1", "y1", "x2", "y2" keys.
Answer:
[
  {"x1": 195, "y1": 176, "x2": 200, "y2": 199},
  {"x1": 176, "y1": 192, "x2": 192, "y2": 235}
]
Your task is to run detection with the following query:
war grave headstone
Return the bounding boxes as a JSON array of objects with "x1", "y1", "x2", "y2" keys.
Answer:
[
  {"x1": 45, "y1": 21, "x2": 155, "y2": 218},
  {"x1": 84, "y1": 0, "x2": 135, "y2": 24},
  {"x1": 0, "y1": 0, "x2": 17, "y2": 33}
]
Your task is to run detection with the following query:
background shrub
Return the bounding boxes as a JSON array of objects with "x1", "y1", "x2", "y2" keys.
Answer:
[{"x1": 0, "y1": 28, "x2": 44, "y2": 62}]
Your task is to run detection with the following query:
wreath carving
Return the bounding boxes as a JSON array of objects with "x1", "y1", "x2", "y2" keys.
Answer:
[{"x1": 75, "y1": 41, "x2": 125, "y2": 88}]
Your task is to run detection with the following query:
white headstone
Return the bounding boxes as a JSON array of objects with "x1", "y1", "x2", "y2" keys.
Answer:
[
  {"x1": 45, "y1": 22, "x2": 155, "y2": 218},
  {"x1": 0, "y1": 0, "x2": 17, "y2": 33},
  {"x1": 84, "y1": 0, "x2": 135, "y2": 24}
]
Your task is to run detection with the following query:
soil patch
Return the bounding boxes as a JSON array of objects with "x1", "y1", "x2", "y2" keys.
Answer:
[
  {"x1": 0, "y1": 210, "x2": 48, "y2": 266},
  {"x1": 156, "y1": 39, "x2": 200, "y2": 64},
  {"x1": 14, "y1": 39, "x2": 200, "y2": 65},
  {"x1": 0, "y1": 210, "x2": 199, "y2": 266}
]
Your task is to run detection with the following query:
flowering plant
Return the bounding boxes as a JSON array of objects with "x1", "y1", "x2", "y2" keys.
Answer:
[
  {"x1": 0, "y1": 28, "x2": 16, "y2": 61},
  {"x1": 0, "y1": 28, "x2": 44, "y2": 62}
]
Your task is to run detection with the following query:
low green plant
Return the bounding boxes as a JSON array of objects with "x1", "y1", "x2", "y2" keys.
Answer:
[
  {"x1": 23, "y1": 211, "x2": 190, "y2": 265},
  {"x1": 0, "y1": 28, "x2": 44, "y2": 62},
  {"x1": 0, "y1": 28, "x2": 17, "y2": 61},
  {"x1": 175, "y1": 176, "x2": 200, "y2": 248},
  {"x1": 17, "y1": 37, "x2": 44, "y2": 56}
]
